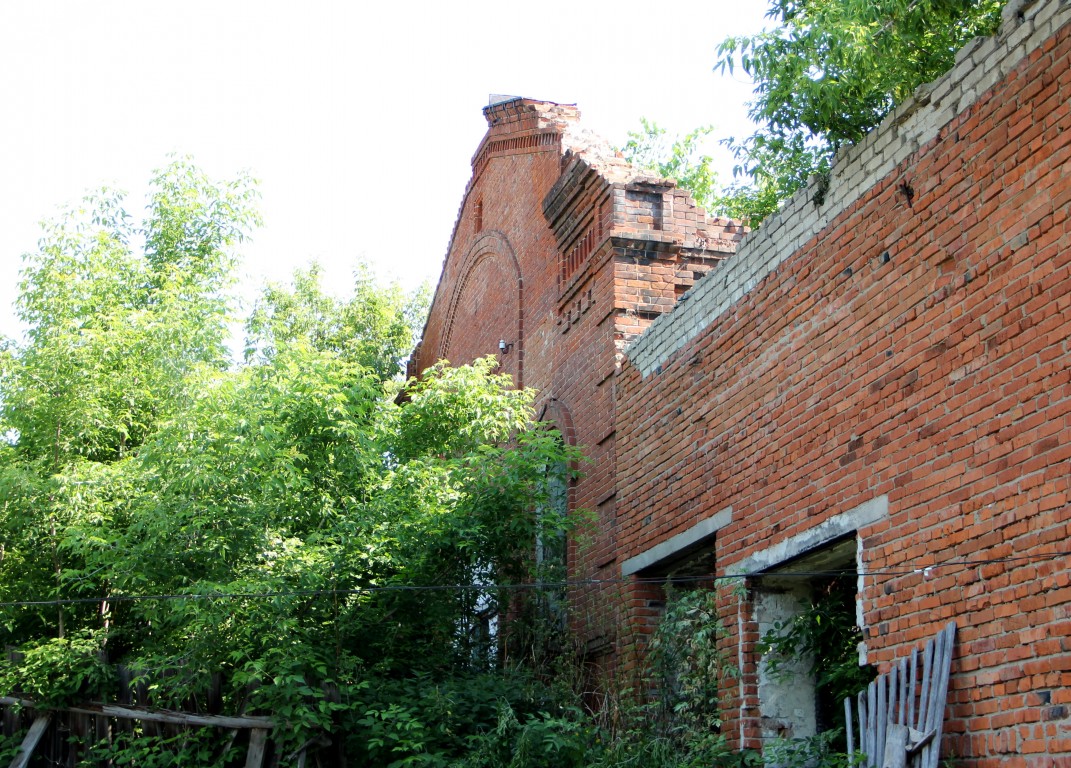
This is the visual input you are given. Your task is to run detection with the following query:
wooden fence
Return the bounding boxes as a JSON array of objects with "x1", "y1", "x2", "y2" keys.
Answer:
[
  {"x1": 845, "y1": 622, "x2": 956, "y2": 768},
  {"x1": 1, "y1": 658, "x2": 307, "y2": 767}
]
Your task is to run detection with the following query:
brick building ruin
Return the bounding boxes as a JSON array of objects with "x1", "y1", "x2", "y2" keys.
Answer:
[{"x1": 409, "y1": 0, "x2": 1071, "y2": 763}]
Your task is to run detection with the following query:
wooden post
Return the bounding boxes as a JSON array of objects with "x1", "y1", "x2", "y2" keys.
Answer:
[
  {"x1": 845, "y1": 697, "x2": 855, "y2": 757},
  {"x1": 244, "y1": 728, "x2": 269, "y2": 768}
]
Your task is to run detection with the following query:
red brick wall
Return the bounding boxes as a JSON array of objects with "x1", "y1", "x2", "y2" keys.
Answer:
[
  {"x1": 414, "y1": 98, "x2": 743, "y2": 663},
  {"x1": 414, "y1": 100, "x2": 572, "y2": 390},
  {"x1": 617, "y1": 6, "x2": 1071, "y2": 763}
]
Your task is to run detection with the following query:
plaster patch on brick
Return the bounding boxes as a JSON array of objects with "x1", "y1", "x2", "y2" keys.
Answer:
[
  {"x1": 754, "y1": 583, "x2": 817, "y2": 741},
  {"x1": 627, "y1": 0, "x2": 1071, "y2": 377}
]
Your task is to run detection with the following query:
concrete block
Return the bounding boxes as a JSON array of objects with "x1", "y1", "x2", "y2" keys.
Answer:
[
  {"x1": 1007, "y1": 17, "x2": 1036, "y2": 49},
  {"x1": 1002, "y1": 0, "x2": 1040, "y2": 25},
  {"x1": 955, "y1": 36, "x2": 986, "y2": 66},
  {"x1": 1035, "y1": 0, "x2": 1070, "y2": 27},
  {"x1": 1036, "y1": 5, "x2": 1070, "y2": 38},
  {"x1": 958, "y1": 86, "x2": 980, "y2": 114},
  {"x1": 928, "y1": 71, "x2": 955, "y2": 106}
]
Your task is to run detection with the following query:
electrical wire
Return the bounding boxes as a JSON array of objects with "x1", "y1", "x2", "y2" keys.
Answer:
[{"x1": 0, "y1": 550, "x2": 1063, "y2": 609}]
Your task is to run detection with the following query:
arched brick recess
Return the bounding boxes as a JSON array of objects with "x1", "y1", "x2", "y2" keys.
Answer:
[
  {"x1": 537, "y1": 397, "x2": 576, "y2": 449},
  {"x1": 536, "y1": 396, "x2": 580, "y2": 519},
  {"x1": 439, "y1": 231, "x2": 524, "y2": 387}
]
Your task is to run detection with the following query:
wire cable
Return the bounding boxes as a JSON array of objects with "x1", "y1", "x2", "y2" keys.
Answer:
[{"x1": 0, "y1": 550, "x2": 1064, "y2": 609}]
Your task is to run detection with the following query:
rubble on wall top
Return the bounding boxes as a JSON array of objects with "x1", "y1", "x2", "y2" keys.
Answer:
[{"x1": 559, "y1": 124, "x2": 634, "y2": 185}]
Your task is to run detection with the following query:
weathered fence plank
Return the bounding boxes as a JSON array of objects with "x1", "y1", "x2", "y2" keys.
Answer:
[
  {"x1": 0, "y1": 697, "x2": 272, "y2": 730},
  {"x1": 244, "y1": 728, "x2": 269, "y2": 768},
  {"x1": 2, "y1": 661, "x2": 281, "y2": 767},
  {"x1": 8, "y1": 714, "x2": 50, "y2": 768},
  {"x1": 846, "y1": 621, "x2": 956, "y2": 768}
]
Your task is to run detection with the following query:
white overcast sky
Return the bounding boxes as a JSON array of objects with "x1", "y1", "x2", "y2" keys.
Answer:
[{"x1": 0, "y1": 0, "x2": 769, "y2": 346}]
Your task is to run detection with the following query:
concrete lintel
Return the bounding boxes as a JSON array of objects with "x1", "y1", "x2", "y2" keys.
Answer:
[
  {"x1": 729, "y1": 495, "x2": 889, "y2": 576},
  {"x1": 621, "y1": 506, "x2": 732, "y2": 577}
]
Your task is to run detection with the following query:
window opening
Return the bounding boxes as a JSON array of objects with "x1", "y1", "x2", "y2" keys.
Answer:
[
  {"x1": 508, "y1": 431, "x2": 574, "y2": 666},
  {"x1": 649, "y1": 581, "x2": 726, "y2": 739},
  {"x1": 634, "y1": 545, "x2": 723, "y2": 738},
  {"x1": 460, "y1": 562, "x2": 498, "y2": 668},
  {"x1": 751, "y1": 536, "x2": 876, "y2": 747}
]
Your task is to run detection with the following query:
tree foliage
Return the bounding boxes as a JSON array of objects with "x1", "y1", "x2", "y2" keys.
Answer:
[
  {"x1": 619, "y1": 119, "x2": 719, "y2": 214},
  {"x1": 244, "y1": 263, "x2": 428, "y2": 382},
  {"x1": 4, "y1": 160, "x2": 259, "y2": 467},
  {"x1": 716, "y1": 0, "x2": 1003, "y2": 223},
  {"x1": 0, "y1": 152, "x2": 880, "y2": 764},
  {"x1": 0, "y1": 160, "x2": 580, "y2": 765}
]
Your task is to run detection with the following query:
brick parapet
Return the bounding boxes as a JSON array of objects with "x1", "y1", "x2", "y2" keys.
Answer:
[
  {"x1": 627, "y1": 0, "x2": 1071, "y2": 379},
  {"x1": 543, "y1": 150, "x2": 746, "y2": 342}
]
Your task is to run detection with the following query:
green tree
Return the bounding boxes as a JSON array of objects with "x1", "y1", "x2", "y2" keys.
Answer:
[
  {"x1": 4, "y1": 159, "x2": 259, "y2": 467},
  {"x1": 0, "y1": 160, "x2": 580, "y2": 765},
  {"x1": 0, "y1": 159, "x2": 260, "y2": 648},
  {"x1": 619, "y1": 119, "x2": 720, "y2": 213},
  {"x1": 716, "y1": 0, "x2": 1003, "y2": 223},
  {"x1": 244, "y1": 263, "x2": 428, "y2": 382}
]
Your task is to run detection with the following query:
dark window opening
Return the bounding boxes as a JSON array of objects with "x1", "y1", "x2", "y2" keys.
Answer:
[
  {"x1": 752, "y1": 537, "x2": 876, "y2": 747},
  {"x1": 636, "y1": 547, "x2": 722, "y2": 739},
  {"x1": 531, "y1": 457, "x2": 569, "y2": 654}
]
